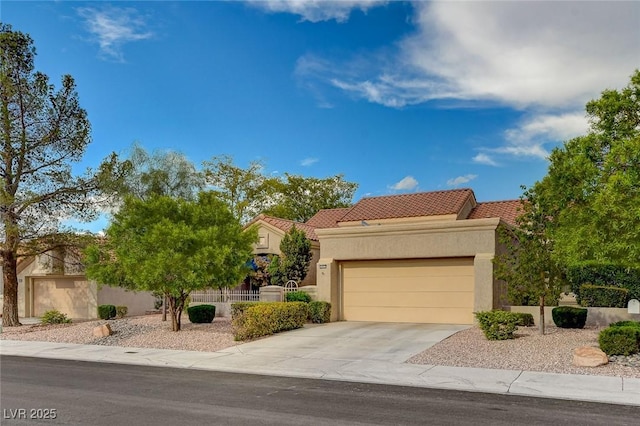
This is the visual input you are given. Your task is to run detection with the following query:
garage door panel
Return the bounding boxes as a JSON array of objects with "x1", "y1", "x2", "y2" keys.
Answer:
[
  {"x1": 344, "y1": 277, "x2": 473, "y2": 293},
  {"x1": 344, "y1": 292, "x2": 474, "y2": 309},
  {"x1": 345, "y1": 307, "x2": 474, "y2": 324},
  {"x1": 341, "y1": 258, "x2": 474, "y2": 324},
  {"x1": 33, "y1": 278, "x2": 90, "y2": 319},
  {"x1": 344, "y1": 259, "x2": 473, "y2": 278}
]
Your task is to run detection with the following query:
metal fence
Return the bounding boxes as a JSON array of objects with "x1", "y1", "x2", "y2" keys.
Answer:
[{"x1": 190, "y1": 289, "x2": 260, "y2": 303}]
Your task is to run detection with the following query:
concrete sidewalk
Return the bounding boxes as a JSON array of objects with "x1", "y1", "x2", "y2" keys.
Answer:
[{"x1": 2, "y1": 335, "x2": 638, "y2": 407}]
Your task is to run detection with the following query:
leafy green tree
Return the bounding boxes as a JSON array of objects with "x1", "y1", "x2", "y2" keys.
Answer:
[
  {"x1": 202, "y1": 155, "x2": 270, "y2": 223},
  {"x1": 536, "y1": 70, "x2": 640, "y2": 267},
  {"x1": 269, "y1": 226, "x2": 312, "y2": 285},
  {"x1": 202, "y1": 156, "x2": 358, "y2": 224},
  {"x1": 120, "y1": 143, "x2": 204, "y2": 201},
  {"x1": 84, "y1": 192, "x2": 257, "y2": 331},
  {"x1": 0, "y1": 24, "x2": 126, "y2": 326},
  {"x1": 263, "y1": 173, "x2": 357, "y2": 222},
  {"x1": 493, "y1": 188, "x2": 565, "y2": 335},
  {"x1": 267, "y1": 255, "x2": 286, "y2": 286}
]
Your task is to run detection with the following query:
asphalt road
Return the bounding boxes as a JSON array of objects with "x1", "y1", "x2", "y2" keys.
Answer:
[{"x1": 0, "y1": 356, "x2": 637, "y2": 425}]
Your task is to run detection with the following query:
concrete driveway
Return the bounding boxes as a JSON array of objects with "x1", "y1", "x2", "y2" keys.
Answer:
[{"x1": 220, "y1": 321, "x2": 470, "y2": 364}]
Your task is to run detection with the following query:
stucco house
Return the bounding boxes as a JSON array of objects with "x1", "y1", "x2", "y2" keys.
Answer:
[
  {"x1": 243, "y1": 214, "x2": 321, "y2": 288},
  {"x1": 6, "y1": 248, "x2": 155, "y2": 320},
  {"x1": 287, "y1": 188, "x2": 521, "y2": 325}
]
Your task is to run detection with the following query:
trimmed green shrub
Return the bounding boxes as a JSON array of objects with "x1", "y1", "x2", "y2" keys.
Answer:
[
  {"x1": 567, "y1": 262, "x2": 640, "y2": 302},
  {"x1": 474, "y1": 310, "x2": 519, "y2": 340},
  {"x1": 187, "y1": 304, "x2": 216, "y2": 323},
  {"x1": 116, "y1": 306, "x2": 128, "y2": 318},
  {"x1": 233, "y1": 302, "x2": 307, "y2": 341},
  {"x1": 551, "y1": 306, "x2": 587, "y2": 329},
  {"x1": 285, "y1": 291, "x2": 312, "y2": 303},
  {"x1": 579, "y1": 284, "x2": 628, "y2": 307},
  {"x1": 41, "y1": 310, "x2": 71, "y2": 324},
  {"x1": 98, "y1": 304, "x2": 116, "y2": 320},
  {"x1": 598, "y1": 326, "x2": 640, "y2": 356},
  {"x1": 609, "y1": 320, "x2": 640, "y2": 329},
  {"x1": 308, "y1": 301, "x2": 331, "y2": 323},
  {"x1": 513, "y1": 312, "x2": 535, "y2": 327},
  {"x1": 231, "y1": 302, "x2": 266, "y2": 320}
]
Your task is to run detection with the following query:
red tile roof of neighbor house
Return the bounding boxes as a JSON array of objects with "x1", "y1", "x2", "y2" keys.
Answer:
[
  {"x1": 306, "y1": 207, "x2": 352, "y2": 228},
  {"x1": 468, "y1": 200, "x2": 523, "y2": 227},
  {"x1": 247, "y1": 214, "x2": 320, "y2": 241},
  {"x1": 337, "y1": 189, "x2": 475, "y2": 222},
  {"x1": 247, "y1": 190, "x2": 523, "y2": 238}
]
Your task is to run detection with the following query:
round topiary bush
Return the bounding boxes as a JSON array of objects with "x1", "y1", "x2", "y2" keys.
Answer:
[
  {"x1": 187, "y1": 304, "x2": 216, "y2": 323},
  {"x1": 285, "y1": 291, "x2": 312, "y2": 303},
  {"x1": 598, "y1": 326, "x2": 640, "y2": 356},
  {"x1": 551, "y1": 306, "x2": 587, "y2": 329},
  {"x1": 98, "y1": 304, "x2": 116, "y2": 320}
]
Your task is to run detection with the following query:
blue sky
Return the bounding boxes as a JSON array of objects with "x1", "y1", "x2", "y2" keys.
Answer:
[{"x1": 3, "y1": 1, "x2": 639, "y2": 221}]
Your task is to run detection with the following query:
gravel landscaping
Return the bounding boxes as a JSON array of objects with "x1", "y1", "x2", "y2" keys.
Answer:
[
  {"x1": 408, "y1": 325, "x2": 640, "y2": 378},
  {"x1": 2, "y1": 315, "x2": 639, "y2": 379}
]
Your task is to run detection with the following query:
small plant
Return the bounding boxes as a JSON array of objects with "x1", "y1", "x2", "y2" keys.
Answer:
[
  {"x1": 598, "y1": 326, "x2": 640, "y2": 356},
  {"x1": 308, "y1": 301, "x2": 331, "y2": 323},
  {"x1": 513, "y1": 312, "x2": 535, "y2": 327},
  {"x1": 579, "y1": 284, "x2": 628, "y2": 307},
  {"x1": 187, "y1": 304, "x2": 216, "y2": 323},
  {"x1": 285, "y1": 291, "x2": 312, "y2": 303},
  {"x1": 116, "y1": 306, "x2": 128, "y2": 318},
  {"x1": 41, "y1": 310, "x2": 71, "y2": 324},
  {"x1": 474, "y1": 310, "x2": 519, "y2": 340},
  {"x1": 98, "y1": 304, "x2": 116, "y2": 320},
  {"x1": 551, "y1": 306, "x2": 587, "y2": 329}
]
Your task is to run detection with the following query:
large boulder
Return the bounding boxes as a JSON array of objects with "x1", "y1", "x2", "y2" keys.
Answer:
[
  {"x1": 93, "y1": 323, "x2": 112, "y2": 338},
  {"x1": 573, "y1": 346, "x2": 608, "y2": 367}
]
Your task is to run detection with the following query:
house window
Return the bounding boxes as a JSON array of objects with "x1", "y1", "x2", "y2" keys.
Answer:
[{"x1": 256, "y1": 233, "x2": 269, "y2": 249}]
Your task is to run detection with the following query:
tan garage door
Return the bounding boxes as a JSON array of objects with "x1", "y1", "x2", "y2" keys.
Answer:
[
  {"x1": 33, "y1": 278, "x2": 91, "y2": 319},
  {"x1": 341, "y1": 258, "x2": 474, "y2": 324}
]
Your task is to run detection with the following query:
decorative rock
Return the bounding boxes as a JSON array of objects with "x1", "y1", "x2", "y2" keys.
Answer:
[
  {"x1": 573, "y1": 346, "x2": 608, "y2": 367},
  {"x1": 93, "y1": 324, "x2": 112, "y2": 337}
]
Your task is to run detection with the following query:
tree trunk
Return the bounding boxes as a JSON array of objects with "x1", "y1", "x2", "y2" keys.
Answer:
[
  {"x1": 162, "y1": 295, "x2": 167, "y2": 321},
  {"x1": 539, "y1": 294, "x2": 545, "y2": 335},
  {"x1": 2, "y1": 250, "x2": 21, "y2": 326},
  {"x1": 167, "y1": 295, "x2": 183, "y2": 332}
]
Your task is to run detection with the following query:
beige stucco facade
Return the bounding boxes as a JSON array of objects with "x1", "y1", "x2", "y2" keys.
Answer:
[
  {"x1": 315, "y1": 218, "x2": 506, "y2": 324},
  {"x1": 15, "y1": 251, "x2": 155, "y2": 320}
]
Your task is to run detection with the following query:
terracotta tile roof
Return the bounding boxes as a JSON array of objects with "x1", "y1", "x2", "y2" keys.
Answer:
[
  {"x1": 305, "y1": 208, "x2": 352, "y2": 228},
  {"x1": 468, "y1": 200, "x2": 523, "y2": 226},
  {"x1": 338, "y1": 189, "x2": 475, "y2": 222},
  {"x1": 246, "y1": 214, "x2": 319, "y2": 241}
]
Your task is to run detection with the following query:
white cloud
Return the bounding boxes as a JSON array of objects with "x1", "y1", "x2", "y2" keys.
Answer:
[
  {"x1": 300, "y1": 157, "x2": 319, "y2": 166},
  {"x1": 504, "y1": 112, "x2": 589, "y2": 148},
  {"x1": 390, "y1": 176, "x2": 418, "y2": 191},
  {"x1": 293, "y1": 1, "x2": 638, "y2": 159},
  {"x1": 77, "y1": 6, "x2": 153, "y2": 62},
  {"x1": 447, "y1": 174, "x2": 478, "y2": 187},
  {"x1": 399, "y1": 2, "x2": 637, "y2": 109},
  {"x1": 472, "y1": 153, "x2": 498, "y2": 167},
  {"x1": 248, "y1": 0, "x2": 387, "y2": 23}
]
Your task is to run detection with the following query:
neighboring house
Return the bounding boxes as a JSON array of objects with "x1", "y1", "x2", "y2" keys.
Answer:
[
  {"x1": 9, "y1": 248, "x2": 155, "y2": 320},
  {"x1": 307, "y1": 189, "x2": 520, "y2": 325},
  {"x1": 244, "y1": 214, "x2": 322, "y2": 288}
]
